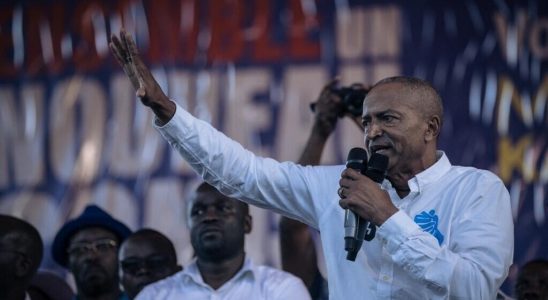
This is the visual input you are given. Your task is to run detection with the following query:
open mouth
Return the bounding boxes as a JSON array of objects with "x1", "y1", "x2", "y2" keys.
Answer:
[{"x1": 370, "y1": 145, "x2": 391, "y2": 154}]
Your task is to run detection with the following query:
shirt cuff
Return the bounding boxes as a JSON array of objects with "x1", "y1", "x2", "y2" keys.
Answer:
[
  {"x1": 152, "y1": 101, "x2": 185, "y2": 128},
  {"x1": 377, "y1": 210, "x2": 421, "y2": 253}
]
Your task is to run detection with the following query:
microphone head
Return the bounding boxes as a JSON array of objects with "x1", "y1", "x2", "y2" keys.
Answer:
[
  {"x1": 365, "y1": 153, "x2": 388, "y2": 183},
  {"x1": 346, "y1": 148, "x2": 367, "y2": 170}
]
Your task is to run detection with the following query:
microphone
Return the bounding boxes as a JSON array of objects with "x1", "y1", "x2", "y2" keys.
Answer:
[
  {"x1": 343, "y1": 148, "x2": 367, "y2": 259},
  {"x1": 345, "y1": 152, "x2": 389, "y2": 261},
  {"x1": 357, "y1": 153, "x2": 388, "y2": 242}
]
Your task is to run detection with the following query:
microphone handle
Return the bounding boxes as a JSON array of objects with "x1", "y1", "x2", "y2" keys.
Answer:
[
  {"x1": 344, "y1": 209, "x2": 358, "y2": 252},
  {"x1": 346, "y1": 217, "x2": 363, "y2": 261}
]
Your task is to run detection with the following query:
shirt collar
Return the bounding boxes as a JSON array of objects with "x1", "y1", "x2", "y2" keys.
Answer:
[
  {"x1": 381, "y1": 151, "x2": 451, "y2": 195},
  {"x1": 180, "y1": 255, "x2": 255, "y2": 289},
  {"x1": 408, "y1": 151, "x2": 451, "y2": 194}
]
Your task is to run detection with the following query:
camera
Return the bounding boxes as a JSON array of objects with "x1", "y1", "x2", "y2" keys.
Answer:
[
  {"x1": 310, "y1": 85, "x2": 367, "y2": 117},
  {"x1": 331, "y1": 86, "x2": 367, "y2": 117}
]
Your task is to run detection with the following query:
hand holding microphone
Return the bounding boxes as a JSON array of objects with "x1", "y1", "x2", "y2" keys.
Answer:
[
  {"x1": 340, "y1": 148, "x2": 390, "y2": 261},
  {"x1": 342, "y1": 148, "x2": 368, "y2": 258}
]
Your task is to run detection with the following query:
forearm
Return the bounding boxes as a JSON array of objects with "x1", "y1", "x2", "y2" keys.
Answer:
[
  {"x1": 279, "y1": 217, "x2": 318, "y2": 287},
  {"x1": 155, "y1": 102, "x2": 328, "y2": 225},
  {"x1": 298, "y1": 120, "x2": 332, "y2": 165}
]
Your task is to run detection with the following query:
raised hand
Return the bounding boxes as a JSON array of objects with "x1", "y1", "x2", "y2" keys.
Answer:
[
  {"x1": 109, "y1": 29, "x2": 175, "y2": 123},
  {"x1": 313, "y1": 78, "x2": 343, "y2": 136}
]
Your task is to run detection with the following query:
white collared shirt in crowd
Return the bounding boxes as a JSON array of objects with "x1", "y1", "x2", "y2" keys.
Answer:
[
  {"x1": 135, "y1": 256, "x2": 310, "y2": 300},
  {"x1": 155, "y1": 102, "x2": 514, "y2": 299}
]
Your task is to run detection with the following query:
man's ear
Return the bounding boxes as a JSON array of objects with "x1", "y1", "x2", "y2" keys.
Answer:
[
  {"x1": 244, "y1": 215, "x2": 252, "y2": 234},
  {"x1": 425, "y1": 115, "x2": 441, "y2": 142}
]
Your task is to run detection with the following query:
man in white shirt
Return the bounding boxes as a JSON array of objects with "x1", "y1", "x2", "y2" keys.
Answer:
[
  {"x1": 110, "y1": 30, "x2": 514, "y2": 299},
  {"x1": 135, "y1": 182, "x2": 311, "y2": 299}
]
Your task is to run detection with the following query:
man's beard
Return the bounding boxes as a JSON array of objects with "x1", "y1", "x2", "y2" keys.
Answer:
[{"x1": 75, "y1": 264, "x2": 116, "y2": 296}]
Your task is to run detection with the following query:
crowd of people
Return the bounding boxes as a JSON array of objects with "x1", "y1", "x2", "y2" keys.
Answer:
[{"x1": 0, "y1": 29, "x2": 546, "y2": 299}]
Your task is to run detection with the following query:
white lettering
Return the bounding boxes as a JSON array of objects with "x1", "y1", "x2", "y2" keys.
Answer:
[
  {"x1": 49, "y1": 77, "x2": 106, "y2": 183},
  {"x1": 0, "y1": 84, "x2": 45, "y2": 188}
]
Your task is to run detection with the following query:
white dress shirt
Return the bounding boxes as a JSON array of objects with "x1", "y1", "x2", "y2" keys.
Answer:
[
  {"x1": 135, "y1": 256, "x2": 311, "y2": 300},
  {"x1": 155, "y1": 103, "x2": 514, "y2": 299}
]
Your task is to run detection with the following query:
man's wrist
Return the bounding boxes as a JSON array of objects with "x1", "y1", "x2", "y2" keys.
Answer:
[
  {"x1": 375, "y1": 206, "x2": 399, "y2": 226},
  {"x1": 313, "y1": 115, "x2": 337, "y2": 137},
  {"x1": 150, "y1": 95, "x2": 176, "y2": 125}
]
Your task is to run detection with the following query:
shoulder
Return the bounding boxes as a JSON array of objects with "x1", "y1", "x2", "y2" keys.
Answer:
[
  {"x1": 136, "y1": 271, "x2": 184, "y2": 298},
  {"x1": 253, "y1": 264, "x2": 308, "y2": 291},
  {"x1": 447, "y1": 165, "x2": 506, "y2": 189}
]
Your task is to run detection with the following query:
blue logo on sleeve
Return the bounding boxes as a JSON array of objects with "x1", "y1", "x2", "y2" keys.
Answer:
[{"x1": 414, "y1": 210, "x2": 444, "y2": 245}]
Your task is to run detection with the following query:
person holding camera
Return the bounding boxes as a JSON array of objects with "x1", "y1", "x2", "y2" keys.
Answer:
[
  {"x1": 279, "y1": 78, "x2": 366, "y2": 300},
  {"x1": 110, "y1": 30, "x2": 513, "y2": 299}
]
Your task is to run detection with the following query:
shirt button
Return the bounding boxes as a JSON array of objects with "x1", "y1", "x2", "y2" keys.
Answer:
[{"x1": 382, "y1": 275, "x2": 390, "y2": 281}]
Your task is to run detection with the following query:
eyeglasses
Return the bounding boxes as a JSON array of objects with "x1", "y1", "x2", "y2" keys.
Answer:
[
  {"x1": 67, "y1": 239, "x2": 118, "y2": 256},
  {"x1": 120, "y1": 255, "x2": 171, "y2": 275}
]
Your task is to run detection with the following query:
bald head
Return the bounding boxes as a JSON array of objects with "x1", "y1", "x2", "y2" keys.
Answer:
[{"x1": 371, "y1": 76, "x2": 444, "y2": 133}]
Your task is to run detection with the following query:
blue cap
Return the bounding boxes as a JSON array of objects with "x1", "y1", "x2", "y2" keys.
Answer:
[{"x1": 51, "y1": 205, "x2": 131, "y2": 267}]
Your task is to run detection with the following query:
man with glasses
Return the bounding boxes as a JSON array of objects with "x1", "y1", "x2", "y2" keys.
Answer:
[
  {"x1": 118, "y1": 229, "x2": 182, "y2": 299},
  {"x1": 52, "y1": 205, "x2": 132, "y2": 300},
  {"x1": 0, "y1": 215, "x2": 43, "y2": 300},
  {"x1": 136, "y1": 182, "x2": 310, "y2": 299}
]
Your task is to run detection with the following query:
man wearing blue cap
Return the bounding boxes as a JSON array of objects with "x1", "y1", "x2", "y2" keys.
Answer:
[{"x1": 52, "y1": 205, "x2": 132, "y2": 300}]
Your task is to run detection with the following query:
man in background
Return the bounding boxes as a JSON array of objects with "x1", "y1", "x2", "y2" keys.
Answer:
[
  {"x1": 0, "y1": 215, "x2": 44, "y2": 300},
  {"x1": 279, "y1": 79, "x2": 365, "y2": 299},
  {"x1": 119, "y1": 229, "x2": 182, "y2": 299},
  {"x1": 136, "y1": 182, "x2": 310, "y2": 299},
  {"x1": 52, "y1": 205, "x2": 132, "y2": 300},
  {"x1": 515, "y1": 259, "x2": 548, "y2": 300}
]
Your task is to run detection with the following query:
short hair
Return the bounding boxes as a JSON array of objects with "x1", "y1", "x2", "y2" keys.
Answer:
[
  {"x1": 371, "y1": 76, "x2": 444, "y2": 127},
  {"x1": 0, "y1": 215, "x2": 44, "y2": 277},
  {"x1": 185, "y1": 182, "x2": 250, "y2": 227},
  {"x1": 124, "y1": 228, "x2": 178, "y2": 262}
]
